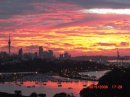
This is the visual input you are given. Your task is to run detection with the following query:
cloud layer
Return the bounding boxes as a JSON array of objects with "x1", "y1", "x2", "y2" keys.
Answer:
[{"x1": 0, "y1": 0, "x2": 130, "y2": 56}]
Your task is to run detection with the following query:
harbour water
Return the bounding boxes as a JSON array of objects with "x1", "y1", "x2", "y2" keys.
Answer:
[
  {"x1": 0, "y1": 81, "x2": 97, "y2": 97},
  {"x1": 0, "y1": 70, "x2": 110, "y2": 97}
]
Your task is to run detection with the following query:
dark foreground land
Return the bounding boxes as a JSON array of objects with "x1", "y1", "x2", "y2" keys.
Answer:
[
  {"x1": 0, "y1": 59, "x2": 110, "y2": 82},
  {"x1": 80, "y1": 68, "x2": 130, "y2": 97},
  {"x1": 0, "y1": 59, "x2": 109, "y2": 73},
  {"x1": 0, "y1": 68, "x2": 130, "y2": 97}
]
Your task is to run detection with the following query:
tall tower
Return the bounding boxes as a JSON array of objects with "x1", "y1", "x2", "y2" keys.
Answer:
[{"x1": 8, "y1": 33, "x2": 11, "y2": 56}]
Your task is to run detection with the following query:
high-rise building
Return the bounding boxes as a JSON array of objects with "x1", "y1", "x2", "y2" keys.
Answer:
[
  {"x1": 34, "y1": 52, "x2": 38, "y2": 58},
  {"x1": 48, "y1": 50, "x2": 53, "y2": 57},
  {"x1": 64, "y1": 52, "x2": 71, "y2": 59},
  {"x1": 59, "y1": 52, "x2": 71, "y2": 60},
  {"x1": 59, "y1": 54, "x2": 64, "y2": 59},
  {"x1": 39, "y1": 46, "x2": 43, "y2": 57},
  {"x1": 18, "y1": 48, "x2": 23, "y2": 58},
  {"x1": 8, "y1": 33, "x2": 11, "y2": 56}
]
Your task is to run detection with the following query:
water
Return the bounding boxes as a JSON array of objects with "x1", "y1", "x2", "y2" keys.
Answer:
[
  {"x1": 79, "y1": 70, "x2": 110, "y2": 80},
  {"x1": 0, "y1": 81, "x2": 97, "y2": 97},
  {"x1": 108, "y1": 60, "x2": 130, "y2": 67},
  {"x1": 108, "y1": 60, "x2": 130, "y2": 63},
  {"x1": 0, "y1": 70, "x2": 109, "y2": 97}
]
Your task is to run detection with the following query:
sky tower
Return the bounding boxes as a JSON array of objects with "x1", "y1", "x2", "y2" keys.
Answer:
[{"x1": 8, "y1": 33, "x2": 11, "y2": 56}]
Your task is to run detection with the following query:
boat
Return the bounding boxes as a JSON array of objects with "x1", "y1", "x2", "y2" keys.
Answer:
[
  {"x1": 83, "y1": 84, "x2": 87, "y2": 87},
  {"x1": 58, "y1": 84, "x2": 62, "y2": 87},
  {"x1": 68, "y1": 87, "x2": 73, "y2": 89},
  {"x1": 43, "y1": 83, "x2": 47, "y2": 85}
]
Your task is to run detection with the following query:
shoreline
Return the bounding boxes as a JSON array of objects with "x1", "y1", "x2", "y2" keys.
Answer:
[{"x1": 0, "y1": 70, "x2": 110, "y2": 82}]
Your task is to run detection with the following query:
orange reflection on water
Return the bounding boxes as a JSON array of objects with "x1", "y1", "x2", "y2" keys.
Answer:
[
  {"x1": 47, "y1": 81, "x2": 97, "y2": 88},
  {"x1": 22, "y1": 81, "x2": 98, "y2": 94},
  {"x1": 23, "y1": 81, "x2": 37, "y2": 87}
]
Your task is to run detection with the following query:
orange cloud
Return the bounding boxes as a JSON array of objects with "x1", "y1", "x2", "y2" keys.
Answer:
[{"x1": 0, "y1": 1, "x2": 130, "y2": 56}]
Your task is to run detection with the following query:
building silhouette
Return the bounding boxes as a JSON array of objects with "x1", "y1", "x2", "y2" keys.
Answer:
[
  {"x1": 38, "y1": 46, "x2": 54, "y2": 59},
  {"x1": 48, "y1": 50, "x2": 53, "y2": 57},
  {"x1": 59, "y1": 52, "x2": 71, "y2": 59},
  {"x1": 39, "y1": 46, "x2": 43, "y2": 58},
  {"x1": 34, "y1": 52, "x2": 38, "y2": 58},
  {"x1": 18, "y1": 48, "x2": 23, "y2": 58},
  {"x1": 8, "y1": 33, "x2": 11, "y2": 56},
  {"x1": 64, "y1": 52, "x2": 71, "y2": 59}
]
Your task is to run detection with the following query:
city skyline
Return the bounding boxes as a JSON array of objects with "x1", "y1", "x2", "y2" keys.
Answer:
[
  {"x1": 0, "y1": 0, "x2": 130, "y2": 56},
  {"x1": 0, "y1": 33, "x2": 124, "y2": 57}
]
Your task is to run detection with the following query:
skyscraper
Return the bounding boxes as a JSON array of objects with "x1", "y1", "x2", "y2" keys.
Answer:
[
  {"x1": 8, "y1": 33, "x2": 11, "y2": 56},
  {"x1": 39, "y1": 46, "x2": 43, "y2": 58},
  {"x1": 18, "y1": 48, "x2": 23, "y2": 58}
]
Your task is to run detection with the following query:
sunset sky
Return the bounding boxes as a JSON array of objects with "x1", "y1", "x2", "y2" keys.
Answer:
[{"x1": 0, "y1": 0, "x2": 130, "y2": 56}]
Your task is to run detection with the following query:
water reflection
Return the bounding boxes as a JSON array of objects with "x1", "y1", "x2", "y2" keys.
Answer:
[
  {"x1": 0, "y1": 81, "x2": 97, "y2": 97},
  {"x1": 0, "y1": 70, "x2": 109, "y2": 97},
  {"x1": 23, "y1": 81, "x2": 98, "y2": 95}
]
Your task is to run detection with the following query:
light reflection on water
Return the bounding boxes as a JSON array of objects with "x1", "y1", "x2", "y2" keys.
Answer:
[
  {"x1": 0, "y1": 81, "x2": 98, "y2": 97},
  {"x1": 0, "y1": 70, "x2": 110, "y2": 97}
]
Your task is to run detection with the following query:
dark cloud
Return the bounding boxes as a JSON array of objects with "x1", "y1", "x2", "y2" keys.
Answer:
[
  {"x1": 0, "y1": 22, "x2": 19, "y2": 31},
  {"x1": 59, "y1": 0, "x2": 130, "y2": 8},
  {"x1": 1, "y1": 45, "x2": 15, "y2": 49},
  {"x1": 120, "y1": 42, "x2": 129, "y2": 46},
  {"x1": 0, "y1": 0, "x2": 35, "y2": 19},
  {"x1": 0, "y1": 0, "x2": 77, "y2": 19},
  {"x1": 0, "y1": 0, "x2": 130, "y2": 19},
  {"x1": 0, "y1": 34, "x2": 6, "y2": 38},
  {"x1": 0, "y1": 0, "x2": 130, "y2": 32},
  {"x1": 96, "y1": 43, "x2": 117, "y2": 46},
  {"x1": 0, "y1": 0, "x2": 81, "y2": 31},
  {"x1": 24, "y1": 45, "x2": 39, "y2": 50}
]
